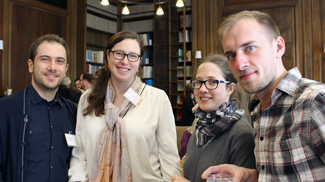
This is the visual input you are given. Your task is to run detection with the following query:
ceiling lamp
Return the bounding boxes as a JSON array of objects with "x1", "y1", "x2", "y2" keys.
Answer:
[
  {"x1": 156, "y1": 5, "x2": 164, "y2": 15},
  {"x1": 101, "y1": 0, "x2": 109, "y2": 6},
  {"x1": 122, "y1": 4, "x2": 130, "y2": 15},
  {"x1": 176, "y1": 0, "x2": 184, "y2": 7}
]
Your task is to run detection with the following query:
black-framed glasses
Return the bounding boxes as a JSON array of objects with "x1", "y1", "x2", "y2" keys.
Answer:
[
  {"x1": 191, "y1": 79, "x2": 230, "y2": 90},
  {"x1": 110, "y1": 50, "x2": 140, "y2": 62}
]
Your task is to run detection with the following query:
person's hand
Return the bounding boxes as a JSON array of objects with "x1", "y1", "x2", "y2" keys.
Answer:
[
  {"x1": 192, "y1": 103, "x2": 199, "y2": 113},
  {"x1": 201, "y1": 164, "x2": 258, "y2": 182},
  {"x1": 77, "y1": 88, "x2": 85, "y2": 94},
  {"x1": 171, "y1": 176, "x2": 190, "y2": 182}
]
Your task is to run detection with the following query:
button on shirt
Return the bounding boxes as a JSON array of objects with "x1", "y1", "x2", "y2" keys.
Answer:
[
  {"x1": 25, "y1": 84, "x2": 75, "y2": 182},
  {"x1": 251, "y1": 68, "x2": 325, "y2": 182}
]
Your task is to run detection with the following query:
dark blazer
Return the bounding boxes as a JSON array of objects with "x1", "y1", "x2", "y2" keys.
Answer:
[
  {"x1": 181, "y1": 95, "x2": 195, "y2": 126},
  {"x1": 58, "y1": 85, "x2": 81, "y2": 104}
]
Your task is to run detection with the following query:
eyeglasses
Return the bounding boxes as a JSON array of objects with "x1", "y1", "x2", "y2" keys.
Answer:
[
  {"x1": 110, "y1": 50, "x2": 140, "y2": 62},
  {"x1": 191, "y1": 79, "x2": 230, "y2": 90}
]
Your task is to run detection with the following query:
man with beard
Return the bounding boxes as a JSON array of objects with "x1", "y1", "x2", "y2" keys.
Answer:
[
  {"x1": 0, "y1": 34, "x2": 77, "y2": 182},
  {"x1": 78, "y1": 72, "x2": 95, "y2": 94},
  {"x1": 74, "y1": 78, "x2": 81, "y2": 93},
  {"x1": 201, "y1": 11, "x2": 325, "y2": 182}
]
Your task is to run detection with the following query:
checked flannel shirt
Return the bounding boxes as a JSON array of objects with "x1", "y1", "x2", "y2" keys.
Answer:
[{"x1": 251, "y1": 67, "x2": 325, "y2": 182}]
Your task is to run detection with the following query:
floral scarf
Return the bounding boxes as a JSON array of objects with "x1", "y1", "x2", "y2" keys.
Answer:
[
  {"x1": 195, "y1": 100, "x2": 244, "y2": 147},
  {"x1": 90, "y1": 76, "x2": 144, "y2": 182}
]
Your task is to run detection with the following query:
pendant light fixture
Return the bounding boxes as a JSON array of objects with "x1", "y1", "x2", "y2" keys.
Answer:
[
  {"x1": 122, "y1": 4, "x2": 130, "y2": 15},
  {"x1": 156, "y1": 5, "x2": 164, "y2": 15},
  {"x1": 101, "y1": 0, "x2": 109, "y2": 6},
  {"x1": 176, "y1": 0, "x2": 184, "y2": 7}
]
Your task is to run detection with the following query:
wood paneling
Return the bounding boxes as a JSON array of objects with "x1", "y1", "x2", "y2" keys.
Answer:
[
  {"x1": 10, "y1": 2, "x2": 67, "y2": 93},
  {"x1": 322, "y1": 0, "x2": 325, "y2": 82},
  {"x1": 0, "y1": 0, "x2": 79, "y2": 95},
  {"x1": 75, "y1": 0, "x2": 86, "y2": 82},
  {"x1": 0, "y1": 0, "x2": 3, "y2": 95}
]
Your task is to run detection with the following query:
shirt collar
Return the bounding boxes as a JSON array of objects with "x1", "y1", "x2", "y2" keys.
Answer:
[
  {"x1": 27, "y1": 84, "x2": 64, "y2": 107},
  {"x1": 250, "y1": 67, "x2": 302, "y2": 112},
  {"x1": 275, "y1": 67, "x2": 302, "y2": 96}
]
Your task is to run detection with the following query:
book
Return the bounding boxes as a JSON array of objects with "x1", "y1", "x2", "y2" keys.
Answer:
[
  {"x1": 141, "y1": 51, "x2": 150, "y2": 64},
  {"x1": 186, "y1": 66, "x2": 192, "y2": 77},
  {"x1": 92, "y1": 51, "x2": 104, "y2": 63},
  {"x1": 143, "y1": 66, "x2": 153, "y2": 78},
  {"x1": 186, "y1": 50, "x2": 191, "y2": 62},
  {"x1": 177, "y1": 109, "x2": 182, "y2": 120},
  {"x1": 178, "y1": 49, "x2": 182, "y2": 62},
  {"x1": 178, "y1": 82, "x2": 184, "y2": 91},
  {"x1": 185, "y1": 30, "x2": 189, "y2": 42},
  {"x1": 86, "y1": 50, "x2": 92, "y2": 62},
  {"x1": 147, "y1": 33, "x2": 153, "y2": 45},
  {"x1": 145, "y1": 79, "x2": 153, "y2": 86},
  {"x1": 142, "y1": 33, "x2": 148, "y2": 45},
  {"x1": 177, "y1": 66, "x2": 184, "y2": 77},
  {"x1": 178, "y1": 32, "x2": 183, "y2": 42}
]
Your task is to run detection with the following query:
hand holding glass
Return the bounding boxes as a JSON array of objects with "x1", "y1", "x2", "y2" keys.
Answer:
[{"x1": 206, "y1": 173, "x2": 234, "y2": 182}]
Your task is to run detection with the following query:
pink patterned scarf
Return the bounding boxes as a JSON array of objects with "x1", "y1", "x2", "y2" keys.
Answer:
[{"x1": 90, "y1": 77, "x2": 144, "y2": 182}]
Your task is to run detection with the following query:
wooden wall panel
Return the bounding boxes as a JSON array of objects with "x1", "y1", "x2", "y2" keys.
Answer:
[
  {"x1": 0, "y1": 0, "x2": 79, "y2": 95},
  {"x1": 264, "y1": 7, "x2": 295, "y2": 71},
  {"x1": 0, "y1": 0, "x2": 3, "y2": 95},
  {"x1": 66, "y1": 0, "x2": 78, "y2": 85},
  {"x1": 76, "y1": 0, "x2": 87, "y2": 79},
  {"x1": 322, "y1": 0, "x2": 325, "y2": 82},
  {"x1": 10, "y1": 2, "x2": 67, "y2": 93},
  {"x1": 191, "y1": 0, "x2": 222, "y2": 66},
  {"x1": 311, "y1": 0, "x2": 323, "y2": 82}
]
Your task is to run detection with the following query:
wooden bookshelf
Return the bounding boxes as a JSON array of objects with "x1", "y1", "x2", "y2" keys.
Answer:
[
  {"x1": 168, "y1": 0, "x2": 193, "y2": 123},
  {"x1": 85, "y1": 7, "x2": 117, "y2": 74}
]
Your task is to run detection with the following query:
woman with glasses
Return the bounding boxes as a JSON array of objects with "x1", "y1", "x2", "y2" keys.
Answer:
[
  {"x1": 172, "y1": 54, "x2": 255, "y2": 182},
  {"x1": 69, "y1": 31, "x2": 180, "y2": 182}
]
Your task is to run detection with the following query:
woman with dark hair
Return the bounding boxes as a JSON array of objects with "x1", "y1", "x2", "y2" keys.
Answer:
[
  {"x1": 172, "y1": 54, "x2": 255, "y2": 182},
  {"x1": 69, "y1": 31, "x2": 180, "y2": 181}
]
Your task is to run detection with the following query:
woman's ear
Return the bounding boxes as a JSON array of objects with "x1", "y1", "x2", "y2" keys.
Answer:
[{"x1": 227, "y1": 83, "x2": 236, "y2": 96}]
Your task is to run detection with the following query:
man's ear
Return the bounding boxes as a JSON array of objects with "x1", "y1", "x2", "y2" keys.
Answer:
[
  {"x1": 28, "y1": 59, "x2": 34, "y2": 73},
  {"x1": 275, "y1": 36, "x2": 285, "y2": 59},
  {"x1": 227, "y1": 83, "x2": 236, "y2": 96}
]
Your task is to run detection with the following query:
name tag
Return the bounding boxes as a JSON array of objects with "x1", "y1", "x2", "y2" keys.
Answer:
[
  {"x1": 124, "y1": 87, "x2": 143, "y2": 107},
  {"x1": 65, "y1": 133, "x2": 78, "y2": 147}
]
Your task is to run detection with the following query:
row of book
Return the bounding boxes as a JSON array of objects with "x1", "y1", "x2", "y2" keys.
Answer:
[
  {"x1": 177, "y1": 80, "x2": 191, "y2": 92},
  {"x1": 144, "y1": 79, "x2": 153, "y2": 86},
  {"x1": 140, "y1": 52, "x2": 150, "y2": 64},
  {"x1": 86, "y1": 64, "x2": 102, "y2": 74},
  {"x1": 139, "y1": 33, "x2": 153, "y2": 46},
  {"x1": 86, "y1": 50, "x2": 104, "y2": 63},
  {"x1": 178, "y1": 30, "x2": 191, "y2": 43},
  {"x1": 180, "y1": 15, "x2": 192, "y2": 28},
  {"x1": 177, "y1": 66, "x2": 193, "y2": 77},
  {"x1": 87, "y1": 13, "x2": 117, "y2": 34},
  {"x1": 177, "y1": 49, "x2": 192, "y2": 62},
  {"x1": 122, "y1": 19, "x2": 153, "y2": 33},
  {"x1": 139, "y1": 66, "x2": 153, "y2": 79}
]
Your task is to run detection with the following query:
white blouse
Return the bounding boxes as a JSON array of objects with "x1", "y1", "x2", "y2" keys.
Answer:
[{"x1": 68, "y1": 85, "x2": 181, "y2": 182}]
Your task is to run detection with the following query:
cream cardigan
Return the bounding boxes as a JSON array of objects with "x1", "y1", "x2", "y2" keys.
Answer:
[{"x1": 68, "y1": 86, "x2": 181, "y2": 182}]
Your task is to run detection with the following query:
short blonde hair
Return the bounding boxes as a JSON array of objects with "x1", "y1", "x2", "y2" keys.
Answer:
[{"x1": 218, "y1": 10, "x2": 280, "y2": 42}]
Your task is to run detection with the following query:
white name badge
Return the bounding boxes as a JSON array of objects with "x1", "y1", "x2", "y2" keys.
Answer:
[
  {"x1": 65, "y1": 133, "x2": 79, "y2": 147},
  {"x1": 124, "y1": 87, "x2": 144, "y2": 107}
]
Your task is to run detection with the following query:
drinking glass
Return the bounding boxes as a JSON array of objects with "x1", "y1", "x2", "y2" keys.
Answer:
[{"x1": 206, "y1": 173, "x2": 234, "y2": 182}]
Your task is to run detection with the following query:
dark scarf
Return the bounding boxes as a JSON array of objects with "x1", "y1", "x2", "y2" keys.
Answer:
[{"x1": 195, "y1": 100, "x2": 244, "y2": 147}]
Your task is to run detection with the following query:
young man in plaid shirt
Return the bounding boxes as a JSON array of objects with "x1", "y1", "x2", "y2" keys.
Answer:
[{"x1": 201, "y1": 10, "x2": 325, "y2": 182}]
